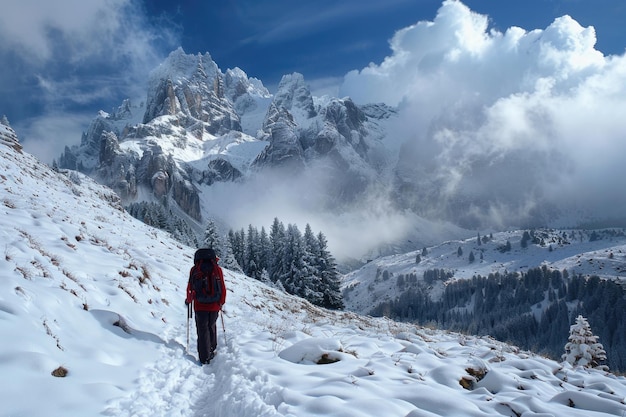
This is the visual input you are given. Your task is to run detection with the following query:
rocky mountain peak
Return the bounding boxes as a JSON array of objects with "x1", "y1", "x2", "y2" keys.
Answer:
[
  {"x1": 142, "y1": 48, "x2": 240, "y2": 134},
  {"x1": 223, "y1": 67, "x2": 272, "y2": 126},
  {"x1": 254, "y1": 102, "x2": 304, "y2": 169},
  {"x1": 224, "y1": 67, "x2": 270, "y2": 103},
  {"x1": 109, "y1": 99, "x2": 134, "y2": 121},
  {"x1": 273, "y1": 72, "x2": 317, "y2": 119},
  {"x1": 147, "y1": 48, "x2": 218, "y2": 87}
]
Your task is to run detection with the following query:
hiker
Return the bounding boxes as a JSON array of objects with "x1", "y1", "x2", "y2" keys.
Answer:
[{"x1": 186, "y1": 248, "x2": 226, "y2": 364}]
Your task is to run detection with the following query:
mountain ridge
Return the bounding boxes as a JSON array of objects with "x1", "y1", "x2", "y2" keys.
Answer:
[{"x1": 56, "y1": 48, "x2": 397, "y2": 257}]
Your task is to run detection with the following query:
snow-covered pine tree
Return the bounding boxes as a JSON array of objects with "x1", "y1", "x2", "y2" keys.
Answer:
[
  {"x1": 300, "y1": 224, "x2": 323, "y2": 305},
  {"x1": 269, "y1": 218, "x2": 286, "y2": 283},
  {"x1": 203, "y1": 219, "x2": 222, "y2": 256},
  {"x1": 227, "y1": 228, "x2": 246, "y2": 271},
  {"x1": 258, "y1": 226, "x2": 271, "y2": 277},
  {"x1": 315, "y1": 231, "x2": 343, "y2": 310},
  {"x1": 303, "y1": 224, "x2": 320, "y2": 258},
  {"x1": 246, "y1": 224, "x2": 261, "y2": 279},
  {"x1": 221, "y1": 235, "x2": 242, "y2": 272},
  {"x1": 562, "y1": 315, "x2": 608, "y2": 370},
  {"x1": 226, "y1": 219, "x2": 342, "y2": 309},
  {"x1": 280, "y1": 223, "x2": 303, "y2": 296}
]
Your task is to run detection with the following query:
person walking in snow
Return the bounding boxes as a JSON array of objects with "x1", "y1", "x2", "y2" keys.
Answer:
[{"x1": 186, "y1": 248, "x2": 226, "y2": 365}]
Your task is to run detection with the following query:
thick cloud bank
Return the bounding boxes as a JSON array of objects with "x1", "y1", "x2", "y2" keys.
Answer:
[{"x1": 341, "y1": 0, "x2": 626, "y2": 228}]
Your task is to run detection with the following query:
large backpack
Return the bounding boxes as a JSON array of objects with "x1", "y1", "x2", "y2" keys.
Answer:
[{"x1": 190, "y1": 248, "x2": 223, "y2": 304}]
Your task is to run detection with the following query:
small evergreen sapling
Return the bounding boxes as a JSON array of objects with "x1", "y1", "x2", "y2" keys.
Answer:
[{"x1": 562, "y1": 315, "x2": 608, "y2": 370}]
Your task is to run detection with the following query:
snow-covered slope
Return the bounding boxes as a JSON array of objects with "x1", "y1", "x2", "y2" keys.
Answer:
[
  {"x1": 4, "y1": 130, "x2": 626, "y2": 416},
  {"x1": 343, "y1": 228, "x2": 626, "y2": 313}
]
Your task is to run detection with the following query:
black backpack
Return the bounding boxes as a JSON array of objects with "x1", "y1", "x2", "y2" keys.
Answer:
[{"x1": 190, "y1": 248, "x2": 223, "y2": 304}]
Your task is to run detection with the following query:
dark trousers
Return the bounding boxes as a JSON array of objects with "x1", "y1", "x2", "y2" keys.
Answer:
[{"x1": 195, "y1": 310, "x2": 219, "y2": 363}]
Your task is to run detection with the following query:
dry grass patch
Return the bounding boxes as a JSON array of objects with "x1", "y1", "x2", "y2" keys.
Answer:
[{"x1": 460, "y1": 366, "x2": 488, "y2": 390}]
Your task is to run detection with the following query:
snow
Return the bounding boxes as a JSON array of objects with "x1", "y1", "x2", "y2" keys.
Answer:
[{"x1": 3, "y1": 140, "x2": 626, "y2": 416}]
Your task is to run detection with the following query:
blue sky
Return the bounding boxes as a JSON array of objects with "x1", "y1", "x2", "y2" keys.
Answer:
[
  {"x1": 0, "y1": 0, "x2": 625, "y2": 162},
  {"x1": 144, "y1": 0, "x2": 626, "y2": 87}
]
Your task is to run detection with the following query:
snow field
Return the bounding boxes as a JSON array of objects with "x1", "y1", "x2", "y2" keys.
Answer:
[{"x1": 105, "y1": 272, "x2": 626, "y2": 417}]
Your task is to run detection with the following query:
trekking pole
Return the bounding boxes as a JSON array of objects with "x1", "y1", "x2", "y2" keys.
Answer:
[
  {"x1": 186, "y1": 302, "x2": 192, "y2": 353},
  {"x1": 220, "y1": 309, "x2": 227, "y2": 344}
]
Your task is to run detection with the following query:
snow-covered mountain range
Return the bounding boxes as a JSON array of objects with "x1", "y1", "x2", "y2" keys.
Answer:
[
  {"x1": 56, "y1": 48, "x2": 397, "y2": 256},
  {"x1": 53, "y1": 47, "x2": 626, "y2": 263},
  {"x1": 4, "y1": 109, "x2": 626, "y2": 417}
]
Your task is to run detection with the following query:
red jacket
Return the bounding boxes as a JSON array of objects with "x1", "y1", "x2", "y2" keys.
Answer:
[{"x1": 186, "y1": 260, "x2": 226, "y2": 312}]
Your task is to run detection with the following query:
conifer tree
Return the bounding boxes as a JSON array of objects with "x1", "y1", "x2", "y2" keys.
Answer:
[
  {"x1": 226, "y1": 219, "x2": 343, "y2": 309},
  {"x1": 258, "y1": 226, "x2": 271, "y2": 276},
  {"x1": 299, "y1": 224, "x2": 324, "y2": 305},
  {"x1": 246, "y1": 224, "x2": 261, "y2": 279},
  {"x1": 303, "y1": 224, "x2": 319, "y2": 255},
  {"x1": 315, "y1": 231, "x2": 343, "y2": 309},
  {"x1": 269, "y1": 218, "x2": 286, "y2": 283},
  {"x1": 221, "y1": 236, "x2": 242, "y2": 272},
  {"x1": 562, "y1": 315, "x2": 608, "y2": 370},
  {"x1": 203, "y1": 219, "x2": 221, "y2": 256},
  {"x1": 281, "y1": 223, "x2": 307, "y2": 297},
  {"x1": 228, "y1": 228, "x2": 246, "y2": 271}
]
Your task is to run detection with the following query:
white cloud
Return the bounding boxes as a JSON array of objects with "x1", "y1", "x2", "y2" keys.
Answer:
[
  {"x1": 0, "y1": 0, "x2": 178, "y2": 135},
  {"x1": 1, "y1": 0, "x2": 130, "y2": 62},
  {"x1": 340, "y1": 0, "x2": 626, "y2": 226},
  {"x1": 307, "y1": 76, "x2": 342, "y2": 98},
  {"x1": 17, "y1": 112, "x2": 94, "y2": 165}
]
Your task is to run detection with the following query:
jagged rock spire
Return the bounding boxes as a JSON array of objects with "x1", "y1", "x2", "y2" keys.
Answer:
[
  {"x1": 272, "y1": 73, "x2": 316, "y2": 118},
  {"x1": 142, "y1": 48, "x2": 241, "y2": 134}
]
